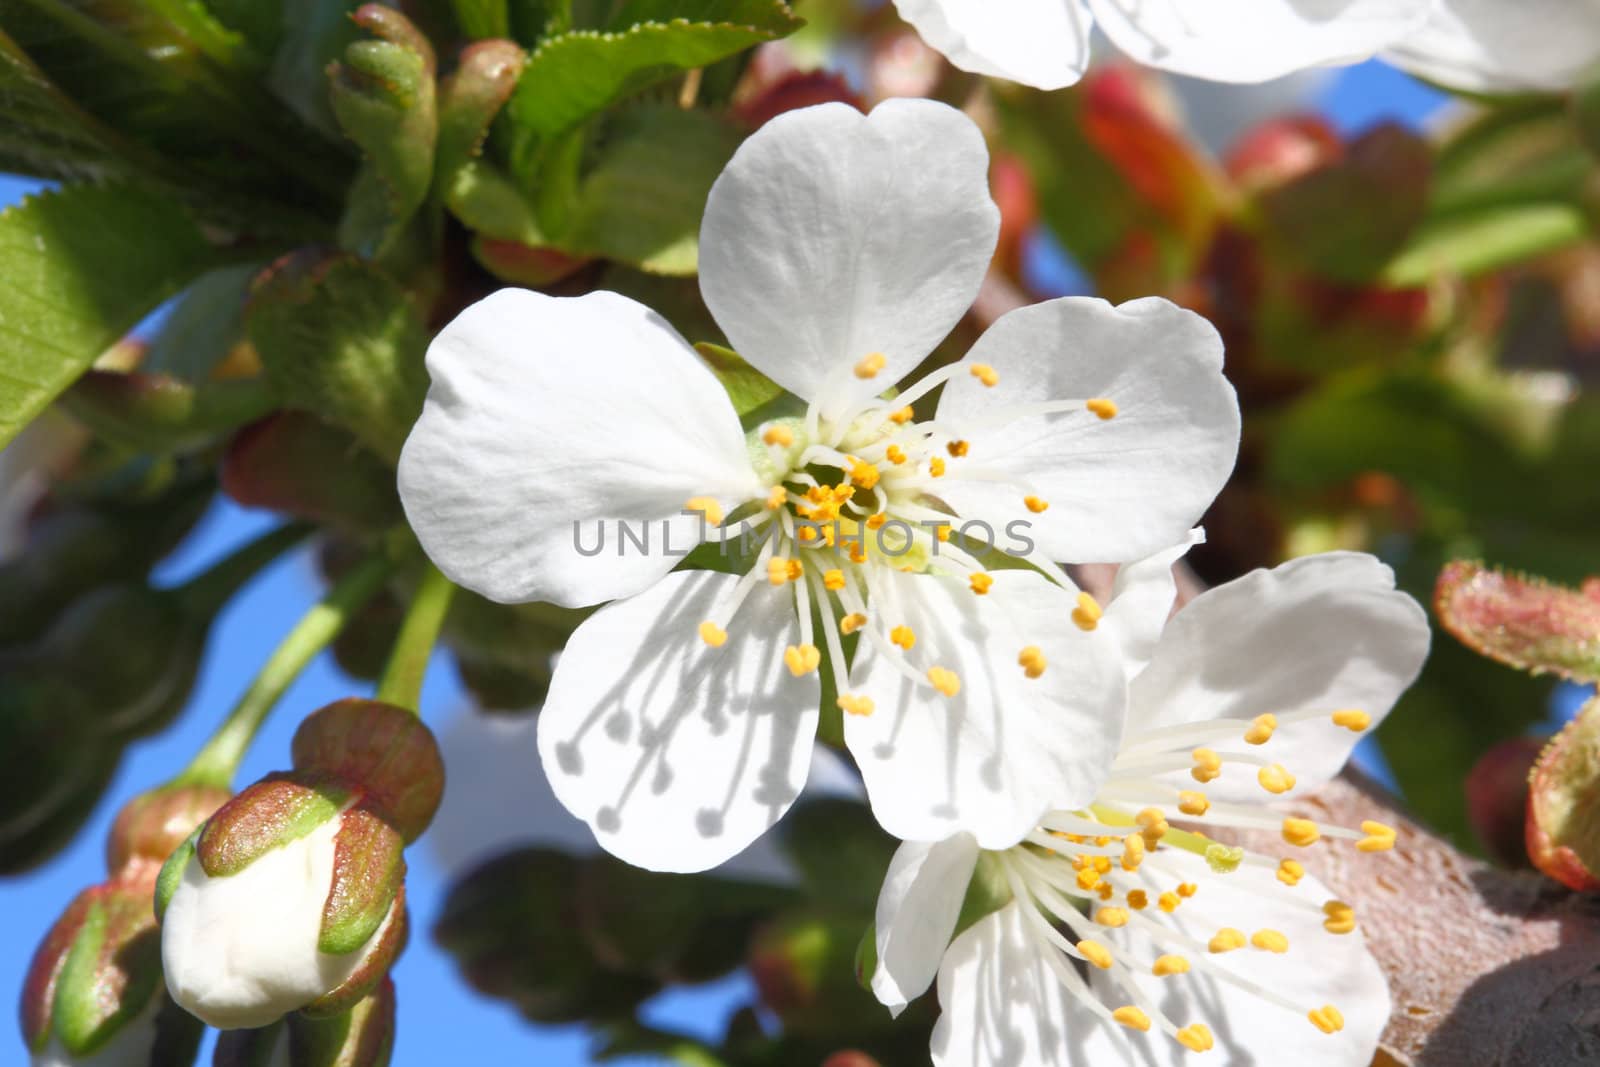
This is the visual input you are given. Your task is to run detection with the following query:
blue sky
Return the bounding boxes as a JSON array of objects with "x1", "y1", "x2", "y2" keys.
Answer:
[{"x1": 1, "y1": 60, "x2": 1448, "y2": 1065}]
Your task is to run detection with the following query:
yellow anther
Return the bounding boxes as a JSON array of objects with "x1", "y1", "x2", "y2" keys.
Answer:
[
  {"x1": 1018, "y1": 646, "x2": 1047, "y2": 679},
  {"x1": 886, "y1": 444, "x2": 907, "y2": 465},
  {"x1": 889, "y1": 405, "x2": 914, "y2": 424},
  {"x1": 970, "y1": 363, "x2": 999, "y2": 388},
  {"x1": 1112, "y1": 1006, "x2": 1151, "y2": 1033},
  {"x1": 1126, "y1": 889, "x2": 1148, "y2": 910},
  {"x1": 839, "y1": 613, "x2": 867, "y2": 635},
  {"x1": 1075, "y1": 867, "x2": 1101, "y2": 891},
  {"x1": 1250, "y1": 929, "x2": 1289, "y2": 953},
  {"x1": 889, "y1": 625, "x2": 916, "y2": 651},
  {"x1": 698, "y1": 622, "x2": 728, "y2": 648},
  {"x1": 837, "y1": 694, "x2": 875, "y2": 717},
  {"x1": 1308, "y1": 1005, "x2": 1345, "y2": 1035},
  {"x1": 947, "y1": 439, "x2": 969, "y2": 458},
  {"x1": 1072, "y1": 592, "x2": 1103, "y2": 632},
  {"x1": 929, "y1": 456, "x2": 946, "y2": 477},
  {"x1": 1096, "y1": 883, "x2": 1114, "y2": 901},
  {"x1": 849, "y1": 543, "x2": 868, "y2": 564},
  {"x1": 783, "y1": 644, "x2": 821, "y2": 677},
  {"x1": 1023, "y1": 495, "x2": 1049, "y2": 513},
  {"x1": 1136, "y1": 807, "x2": 1169, "y2": 848},
  {"x1": 1152, "y1": 954, "x2": 1190, "y2": 977},
  {"x1": 1282, "y1": 818, "x2": 1321, "y2": 848},
  {"x1": 1177, "y1": 883, "x2": 1197, "y2": 898},
  {"x1": 1207, "y1": 928, "x2": 1246, "y2": 954},
  {"x1": 935, "y1": 524, "x2": 952, "y2": 542},
  {"x1": 969, "y1": 572, "x2": 994, "y2": 595},
  {"x1": 1176, "y1": 1024, "x2": 1215, "y2": 1052},
  {"x1": 1092, "y1": 855, "x2": 1112, "y2": 875},
  {"x1": 762, "y1": 425, "x2": 795, "y2": 447},
  {"x1": 1322, "y1": 899, "x2": 1357, "y2": 935},
  {"x1": 927, "y1": 666, "x2": 961, "y2": 697},
  {"x1": 766, "y1": 486, "x2": 788, "y2": 510},
  {"x1": 823, "y1": 569, "x2": 847, "y2": 591},
  {"x1": 1333, "y1": 708, "x2": 1372, "y2": 732},
  {"x1": 854, "y1": 352, "x2": 886, "y2": 379},
  {"x1": 849, "y1": 457, "x2": 880, "y2": 490},
  {"x1": 1258, "y1": 764, "x2": 1297, "y2": 795},
  {"x1": 684, "y1": 496, "x2": 723, "y2": 526},
  {"x1": 767, "y1": 557, "x2": 792, "y2": 586},
  {"x1": 1121, "y1": 833, "x2": 1145, "y2": 870},
  {"x1": 1177, "y1": 791, "x2": 1210, "y2": 817},
  {"x1": 1069, "y1": 854, "x2": 1090, "y2": 871},
  {"x1": 787, "y1": 559, "x2": 804, "y2": 582},
  {"x1": 1158, "y1": 891, "x2": 1181, "y2": 913},
  {"x1": 1076, "y1": 940, "x2": 1114, "y2": 970},
  {"x1": 1244, "y1": 713, "x2": 1278, "y2": 745},
  {"x1": 797, "y1": 525, "x2": 821, "y2": 545},
  {"x1": 1277, "y1": 859, "x2": 1305, "y2": 887},
  {"x1": 1094, "y1": 907, "x2": 1128, "y2": 928},
  {"x1": 1189, "y1": 748, "x2": 1222, "y2": 783},
  {"x1": 1357, "y1": 821, "x2": 1397, "y2": 852},
  {"x1": 1085, "y1": 397, "x2": 1119, "y2": 420},
  {"x1": 866, "y1": 512, "x2": 888, "y2": 530},
  {"x1": 1093, "y1": 835, "x2": 1113, "y2": 847}
]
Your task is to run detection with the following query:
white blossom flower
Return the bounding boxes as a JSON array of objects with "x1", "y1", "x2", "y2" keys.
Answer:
[
  {"x1": 871, "y1": 551, "x2": 1430, "y2": 1064},
  {"x1": 398, "y1": 98, "x2": 1239, "y2": 872},
  {"x1": 1386, "y1": 0, "x2": 1600, "y2": 94},
  {"x1": 889, "y1": 0, "x2": 1434, "y2": 90}
]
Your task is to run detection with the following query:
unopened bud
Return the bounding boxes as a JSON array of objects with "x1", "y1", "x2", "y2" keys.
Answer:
[
  {"x1": 749, "y1": 911, "x2": 890, "y2": 1037},
  {"x1": 1528, "y1": 697, "x2": 1600, "y2": 891},
  {"x1": 1465, "y1": 735, "x2": 1543, "y2": 869}
]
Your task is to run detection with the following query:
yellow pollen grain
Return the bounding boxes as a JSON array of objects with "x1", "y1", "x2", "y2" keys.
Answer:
[
  {"x1": 1177, "y1": 882, "x2": 1197, "y2": 898},
  {"x1": 840, "y1": 613, "x2": 868, "y2": 635},
  {"x1": 783, "y1": 644, "x2": 821, "y2": 677},
  {"x1": 890, "y1": 625, "x2": 916, "y2": 650},
  {"x1": 1094, "y1": 907, "x2": 1128, "y2": 928},
  {"x1": 1251, "y1": 929, "x2": 1289, "y2": 953},
  {"x1": 1191, "y1": 747, "x2": 1222, "y2": 783},
  {"x1": 1322, "y1": 900, "x2": 1357, "y2": 935},
  {"x1": 1072, "y1": 592, "x2": 1103, "y2": 632},
  {"x1": 886, "y1": 444, "x2": 907, "y2": 465},
  {"x1": 1158, "y1": 891, "x2": 1181, "y2": 913},
  {"x1": 684, "y1": 496, "x2": 723, "y2": 526},
  {"x1": 1357, "y1": 821, "x2": 1397, "y2": 852},
  {"x1": 1152, "y1": 954, "x2": 1190, "y2": 977},
  {"x1": 762, "y1": 425, "x2": 794, "y2": 447},
  {"x1": 1258, "y1": 764, "x2": 1297, "y2": 795},
  {"x1": 1076, "y1": 940, "x2": 1114, "y2": 970},
  {"x1": 1178, "y1": 791, "x2": 1210, "y2": 817},
  {"x1": 969, "y1": 572, "x2": 994, "y2": 595},
  {"x1": 928, "y1": 667, "x2": 961, "y2": 697},
  {"x1": 1018, "y1": 646, "x2": 1047, "y2": 679},
  {"x1": 849, "y1": 458, "x2": 881, "y2": 490},
  {"x1": 970, "y1": 363, "x2": 999, "y2": 388},
  {"x1": 890, "y1": 405, "x2": 915, "y2": 424},
  {"x1": 1244, "y1": 713, "x2": 1278, "y2": 745},
  {"x1": 1277, "y1": 859, "x2": 1305, "y2": 887},
  {"x1": 1126, "y1": 889, "x2": 1148, "y2": 910},
  {"x1": 837, "y1": 694, "x2": 875, "y2": 717},
  {"x1": 929, "y1": 456, "x2": 946, "y2": 477},
  {"x1": 766, "y1": 486, "x2": 788, "y2": 510},
  {"x1": 1282, "y1": 818, "x2": 1321, "y2": 847},
  {"x1": 1208, "y1": 928, "x2": 1246, "y2": 954},
  {"x1": 854, "y1": 352, "x2": 886, "y2": 379},
  {"x1": 947, "y1": 439, "x2": 970, "y2": 458},
  {"x1": 1333, "y1": 708, "x2": 1372, "y2": 732},
  {"x1": 1112, "y1": 1006, "x2": 1151, "y2": 1033},
  {"x1": 1309, "y1": 1006, "x2": 1345, "y2": 1035},
  {"x1": 1023, "y1": 495, "x2": 1049, "y2": 513},
  {"x1": 1076, "y1": 867, "x2": 1101, "y2": 891},
  {"x1": 697, "y1": 622, "x2": 727, "y2": 648},
  {"x1": 1176, "y1": 1024, "x2": 1214, "y2": 1053},
  {"x1": 866, "y1": 513, "x2": 888, "y2": 530},
  {"x1": 1086, "y1": 397, "x2": 1118, "y2": 420},
  {"x1": 823, "y1": 569, "x2": 847, "y2": 591}
]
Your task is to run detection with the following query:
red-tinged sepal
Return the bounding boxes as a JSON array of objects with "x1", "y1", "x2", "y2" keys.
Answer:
[
  {"x1": 290, "y1": 700, "x2": 444, "y2": 843},
  {"x1": 1437, "y1": 560, "x2": 1600, "y2": 683},
  {"x1": 196, "y1": 775, "x2": 349, "y2": 878},
  {"x1": 1528, "y1": 697, "x2": 1600, "y2": 892},
  {"x1": 303, "y1": 884, "x2": 408, "y2": 1019},
  {"x1": 319, "y1": 805, "x2": 406, "y2": 955},
  {"x1": 214, "y1": 978, "x2": 397, "y2": 1067},
  {"x1": 21, "y1": 891, "x2": 93, "y2": 1051},
  {"x1": 107, "y1": 782, "x2": 231, "y2": 876}
]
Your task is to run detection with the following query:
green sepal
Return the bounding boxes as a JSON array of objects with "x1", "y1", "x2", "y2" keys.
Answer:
[
  {"x1": 195, "y1": 776, "x2": 348, "y2": 878},
  {"x1": 53, "y1": 891, "x2": 161, "y2": 1056},
  {"x1": 695, "y1": 343, "x2": 787, "y2": 421},
  {"x1": 951, "y1": 851, "x2": 1013, "y2": 939},
  {"x1": 154, "y1": 827, "x2": 201, "y2": 919},
  {"x1": 317, "y1": 806, "x2": 405, "y2": 955}
]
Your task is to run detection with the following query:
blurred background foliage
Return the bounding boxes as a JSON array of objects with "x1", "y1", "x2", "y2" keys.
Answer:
[{"x1": 2, "y1": 0, "x2": 1599, "y2": 1063}]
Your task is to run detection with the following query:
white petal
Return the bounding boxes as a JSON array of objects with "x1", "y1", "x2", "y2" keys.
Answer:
[
  {"x1": 537, "y1": 569, "x2": 820, "y2": 873},
  {"x1": 1077, "y1": 855, "x2": 1389, "y2": 1066},
  {"x1": 1127, "y1": 552, "x2": 1430, "y2": 800},
  {"x1": 1386, "y1": 0, "x2": 1600, "y2": 93},
  {"x1": 936, "y1": 297, "x2": 1239, "y2": 564},
  {"x1": 398, "y1": 289, "x2": 760, "y2": 609},
  {"x1": 1089, "y1": 0, "x2": 1433, "y2": 83},
  {"x1": 161, "y1": 819, "x2": 391, "y2": 1030},
  {"x1": 872, "y1": 835, "x2": 981, "y2": 1015},
  {"x1": 1102, "y1": 528, "x2": 1204, "y2": 683},
  {"x1": 699, "y1": 100, "x2": 998, "y2": 414},
  {"x1": 32, "y1": 995, "x2": 163, "y2": 1067},
  {"x1": 890, "y1": 0, "x2": 1093, "y2": 90},
  {"x1": 845, "y1": 568, "x2": 1124, "y2": 849}
]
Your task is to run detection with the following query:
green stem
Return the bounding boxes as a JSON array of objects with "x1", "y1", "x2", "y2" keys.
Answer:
[
  {"x1": 375, "y1": 562, "x2": 457, "y2": 713},
  {"x1": 174, "y1": 521, "x2": 313, "y2": 618},
  {"x1": 176, "y1": 552, "x2": 395, "y2": 788}
]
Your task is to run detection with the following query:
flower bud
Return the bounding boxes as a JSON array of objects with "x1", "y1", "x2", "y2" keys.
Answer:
[
  {"x1": 158, "y1": 701, "x2": 440, "y2": 1029},
  {"x1": 1225, "y1": 115, "x2": 1342, "y2": 194},
  {"x1": 1465, "y1": 735, "x2": 1543, "y2": 869},
  {"x1": 108, "y1": 783, "x2": 233, "y2": 876},
  {"x1": 748, "y1": 910, "x2": 891, "y2": 1038},
  {"x1": 212, "y1": 979, "x2": 396, "y2": 1067},
  {"x1": 1528, "y1": 697, "x2": 1600, "y2": 891}
]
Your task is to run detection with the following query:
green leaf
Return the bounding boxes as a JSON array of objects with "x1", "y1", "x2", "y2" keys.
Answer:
[
  {"x1": 452, "y1": 0, "x2": 510, "y2": 38},
  {"x1": 558, "y1": 105, "x2": 742, "y2": 274},
  {"x1": 245, "y1": 253, "x2": 429, "y2": 462},
  {"x1": 695, "y1": 342, "x2": 785, "y2": 419},
  {"x1": 1382, "y1": 202, "x2": 1588, "y2": 286},
  {"x1": 0, "y1": 27, "x2": 154, "y2": 180},
  {"x1": 507, "y1": 1, "x2": 800, "y2": 145},
  {"x1": 0, "y1": 183, "x2": 228, "y2": 451}
]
